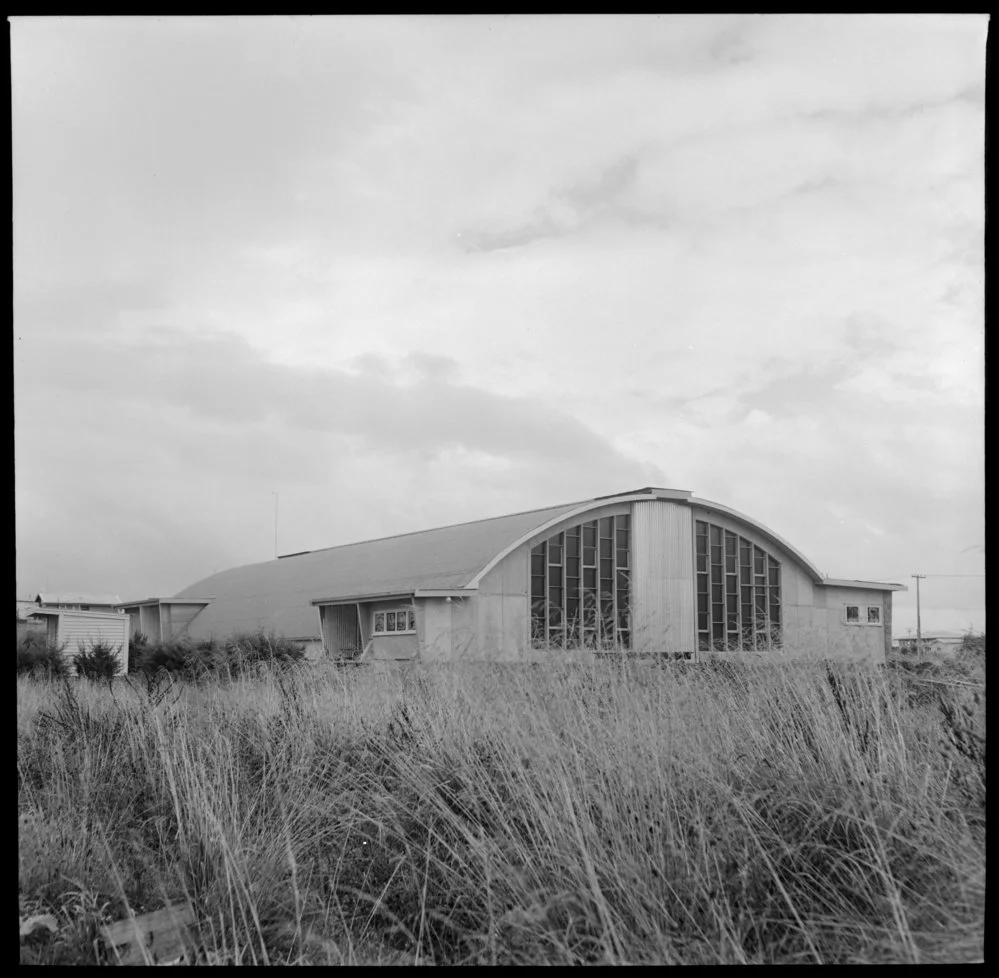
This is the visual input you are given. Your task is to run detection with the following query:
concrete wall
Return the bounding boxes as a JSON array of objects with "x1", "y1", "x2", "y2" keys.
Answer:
[
  {"x1": 632, "y1": 500, "x2": 696, "y2": 655},
  {"x1": 420, "y1": 597, "x2": 453, "y2": 662},
  {"x1": 161, "y1": 603, "x2": 205, "y2": 639},
  {"x1": 362, "y1": 598, "x2": 419, "y2": 660},
  {"x1": 470, "y1": 539, "x2": 530, "y2": 661},
  {"x1": 809, "y1": 585, "x2": 890, "y2": 664},
  {"x1": 138, "y1": 605, "x2": 162, "y2": 642}
]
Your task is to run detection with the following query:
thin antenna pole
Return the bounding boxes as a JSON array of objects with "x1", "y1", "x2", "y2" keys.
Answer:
[
  {"x1": 273, "y1": 492, "x2": 279, "y2": 558},
  {"x1": 912, "y1": 574, "x2": 925, "y2": 660}
]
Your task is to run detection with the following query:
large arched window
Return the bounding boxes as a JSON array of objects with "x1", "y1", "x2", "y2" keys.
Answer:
[
  {"x1": 695, "y1": 520, "x2": 781, "y2": 651},
  {"x1": 531, "y1": 515, "x2": 631, "y2": 650}
]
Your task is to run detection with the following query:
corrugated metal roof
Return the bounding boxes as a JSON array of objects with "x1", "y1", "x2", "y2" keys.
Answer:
[
  {"x1": 29, "y1": 607, "x2": 128, "y2": 620},
  {"x1": 176, "y1": 497, "x2": 591, "y2": 640},
  {"x1": 35, "y1": 592, "x2": 123, "y2": 606},
  {"x1": 821, "y1": 578, "x2": 908, "y2": 592}
]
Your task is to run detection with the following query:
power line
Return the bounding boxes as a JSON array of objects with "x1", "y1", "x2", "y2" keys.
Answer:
[{"x1": 863, "y1": 573, "x2": 985, "y2": 580}]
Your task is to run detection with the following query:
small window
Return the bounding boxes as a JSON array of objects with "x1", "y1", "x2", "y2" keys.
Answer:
[
  {"x1": 373, "y1": 607, "x2": 415, "y2": 635},
  {"x1": 846, "y1": 606, "x2": 859, "y2": 623},
  {"x1": 867, "y1": 607, "x2": 881, "y2": 624}
]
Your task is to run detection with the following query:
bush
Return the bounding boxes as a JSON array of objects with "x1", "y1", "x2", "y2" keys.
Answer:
[
  {"x1": 16, "y1": 634, "x2": 69, "y2": 678},
  {"x1": 133, "y1": 631, "x2": 305, "y2": 680},
  {"x1": 72, "y1": 641, "x2": 123, "y2": 682},
  {"x1": 133, "y1": 637, "x2": 199, "y2": 677}
]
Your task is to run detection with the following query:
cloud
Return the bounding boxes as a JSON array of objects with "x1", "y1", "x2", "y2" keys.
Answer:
[
  {"x1": 15, "y1": 320, "x2": 665, "y2": 595},
  {"x1": 13, "y1": 16, "x2": 986, "y2": 632}
]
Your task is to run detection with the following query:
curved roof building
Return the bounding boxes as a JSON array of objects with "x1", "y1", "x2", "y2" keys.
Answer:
[{"x1": 120, "y1": 487, "x2": 905, "y2": 664}]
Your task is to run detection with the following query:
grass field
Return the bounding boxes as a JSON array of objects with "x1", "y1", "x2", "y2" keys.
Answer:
[{"x1": 18, "y1": 649, "x2": 985, "y2": 964}]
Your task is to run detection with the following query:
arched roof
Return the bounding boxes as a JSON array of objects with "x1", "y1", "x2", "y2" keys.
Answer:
[
  {"x1": 176, "y1": 496, "x2": 591, "y2": 639},
  {"x1": 173, "y1": 487, "x2": 900, "y2": 641}
]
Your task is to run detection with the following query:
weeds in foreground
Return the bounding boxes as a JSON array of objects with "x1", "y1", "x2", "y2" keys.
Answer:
[{"x1": 18, "y1": 656, "x2": 985, "y2": 964}]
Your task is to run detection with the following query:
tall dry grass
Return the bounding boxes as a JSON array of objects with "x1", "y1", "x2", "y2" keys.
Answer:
[{"x1": 18, "y1": 656, "x2": 984, "y2": 964}]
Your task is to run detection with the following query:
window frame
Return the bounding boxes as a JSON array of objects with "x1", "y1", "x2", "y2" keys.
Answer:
[
  {"x1": 696, "y1": 519, "x2": 781, "y2": 652},
  {"x1": 843, "y1": 604, "x2": 882, "y2": 626},
  {"x1": 372, "y1": 607, "x2": 417, "y2": 635}
]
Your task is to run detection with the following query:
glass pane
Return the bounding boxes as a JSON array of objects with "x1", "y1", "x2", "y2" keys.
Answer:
[
  {"x1": 408, "y1": 609, "x2": 416, "y2": 631},
  {"x1": 712, "y1": 621, "x2": 724, "y2": 640},
  {"x1": 583, "y1": 523, "x2": 597, "y2": 548},
  {"x1": 710, "y1": 525, "x2": 721, "y2": 546},
  {"x1": 567, "y1": 577, "x2": 580, "y2": 599},
  {"x1": 386, "y1": 613, "x2": 396, "y2": 632},
  {"x1": 566, "y1": 598, "x2": 580, "y2": 620},
  {"x1": 548, "y1": 543, "x2": 562, "y2": 565},
  {"x1": 616, "y1": 528, "x2": 629, "y2": 548},
  {"x1": 698, "y1": 612, "x2": 708, "y2": 631},
  {"x1": 711, "y1": 545, "x2": 723, "y2": 564},
  {"x1": 847, "y1": 606, "x2": 859, "y2": 622},
  {"x1": 727, "y1": 593, "x2": 737, "y2": 614},
  {"x1": 617, "y1": 570, "x2": 629, "y2": 592},
  {"x1": 725, "y1": 556, "x2": 736, "y2": 574},
  {"x1": 583, "y1": 568, "x2": 596, "y2": 589},
  {"x1": 583, "y1": 547, "x2": 596, "y2": 566},
  {"x1": 725, "y1": 532, "x2": 737, "y2": 556},
  {"x1": 697, "y1": 554, "x2": 708, "y2": 573},
  {"x1": 531, "y1": 553, "x2": 545, "y2": 576},
  {"x1": 616, "y1": 547, "x2": 629, "y2": 569},
  {"x1": 699, "y1": 635, "x2": 711, "y2": 651},
  {"x1": 768, "y1": 565, "x2": 780, "y2": 587},
  {"x1": 532, "y1": 541, "x2": 545, "y2": 557},
  {"x1": 619, "y1": 629, "x2": 631, "y2": 650},
  {"x1": 599, "y1": 517, "x2": 613, "y2": 539},
  {"x1": 712, "y1": 584, "x2": 723, "y2": 604},
  {"x1": 531, "y1": 575, "x2": 545, "y2": 600},
  {"x1": 868, "y1": 606, "x2": 880, "y2": 623},
  {"x1": 566, "y1": 533, "x2": 580, "y2": 559},
  {"x1": 549, "y1": 587, "x2": 563, "y2": 607},
  {"x1": 600, "y1": 557, "x2": 613, "y2": 578},
  {"x1": 697, "y1": 592, "x2": 707, "y2": 617},
  {"x1": 374, "y1": 612, "x2": 385, "y2": 633},
  {"x1": 617, "y1": 514, "x2": 630, "y2": 530}
]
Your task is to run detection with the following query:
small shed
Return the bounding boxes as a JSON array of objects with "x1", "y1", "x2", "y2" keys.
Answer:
[{"x1": 28, "y1": 608, "x2": 130, "y2": 674}]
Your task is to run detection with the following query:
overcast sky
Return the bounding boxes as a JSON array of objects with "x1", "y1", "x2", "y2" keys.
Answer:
[{"x1": 13, "y1": 15, "x2": 986, "y2": 635}]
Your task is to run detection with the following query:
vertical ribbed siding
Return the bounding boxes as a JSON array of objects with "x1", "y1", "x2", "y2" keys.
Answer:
[
  {"x1": 632, "y1": 501, "x2": 696, "y2": 654},
  {"x1": 55, "y1": 614, "x2": 129, "y2": 673},
  {"x1": 322, "y1": 604, "x2": 362, "y2": 658}
]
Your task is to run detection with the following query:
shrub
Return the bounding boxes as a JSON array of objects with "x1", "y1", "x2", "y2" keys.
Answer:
[
  {"x1": 134, "y1": 637, "x2": 199, "y2": 677},
  {"x1": 133, "y1": 631, "x2": 305, "y2": 680},
  {"x1": 72, "y1": 641, "x2": 123, "y2": 682},
  {"x1": 16, "y1": 634, "x2": 69, "y2": 678}
]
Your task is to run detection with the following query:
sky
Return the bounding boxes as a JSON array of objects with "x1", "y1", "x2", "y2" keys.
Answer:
[{"x1": 13, "y1": 14, "x2": 986, "y2": 636}]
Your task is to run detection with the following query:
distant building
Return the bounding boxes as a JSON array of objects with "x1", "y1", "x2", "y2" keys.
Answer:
[
  {"x1": 895, "y1": 631, "x2": 967, "y2": 657},
  {"x1": 34, "y1": 592, "x2": 123, "y2": 613},
  {"x1": 125, "y1": 487, "x2": 906, "y2": 665},
  {"x1": 16, "y1": 599, "x2": 46, "y2": 642}
]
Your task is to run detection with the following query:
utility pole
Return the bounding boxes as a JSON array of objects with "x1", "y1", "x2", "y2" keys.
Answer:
[
  {"x1": 272, "y1": 492, "x2": 279, "y2": 558},
  {"x1": 912, "y1": 574, "x2": 925, "y2": 660}
]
